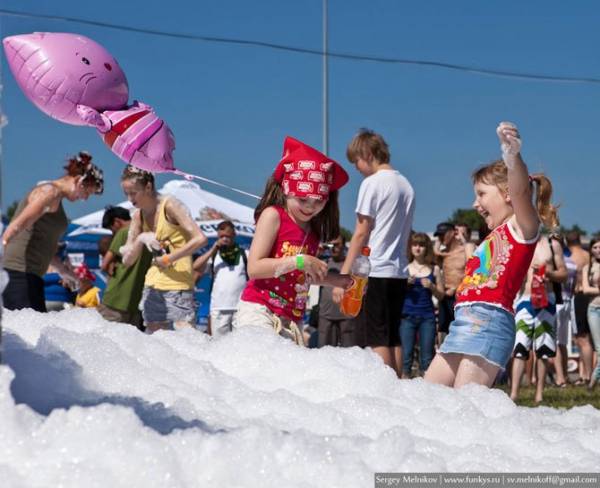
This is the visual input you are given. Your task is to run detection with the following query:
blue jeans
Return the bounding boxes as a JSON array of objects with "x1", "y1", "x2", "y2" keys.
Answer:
[
  {"x1": 399, "y1": 315, "x2": 436, "y2": 375},
  {"x1": 588, "y1": 305, "x2": 600, "y2": 380}
]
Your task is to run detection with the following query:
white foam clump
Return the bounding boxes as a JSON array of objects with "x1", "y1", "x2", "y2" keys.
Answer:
[{"x1": 2, "y1": 309, "x2": 600, "y2": 487}]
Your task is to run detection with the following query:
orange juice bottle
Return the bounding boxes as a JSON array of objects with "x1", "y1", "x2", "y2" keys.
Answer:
[{"x1": 340, "y1": 246, "x2": 371, "y2": 317}]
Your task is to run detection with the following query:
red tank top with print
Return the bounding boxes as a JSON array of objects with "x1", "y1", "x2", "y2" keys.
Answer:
[
  {"x1": 241, "y1": 206, "x2": 320, "y2": 321},
  {"x1": 455, "y1": 220, "x2": 538, "y2": 314}
]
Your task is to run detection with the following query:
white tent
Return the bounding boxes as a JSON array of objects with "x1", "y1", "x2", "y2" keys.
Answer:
[{"x1": 70, "y1": 180, "x2": 256, "y2": 238}]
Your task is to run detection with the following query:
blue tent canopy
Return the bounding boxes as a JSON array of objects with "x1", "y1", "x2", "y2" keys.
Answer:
[{"x1": 56, "y1": 223, "x2": 252, "y2": 322}]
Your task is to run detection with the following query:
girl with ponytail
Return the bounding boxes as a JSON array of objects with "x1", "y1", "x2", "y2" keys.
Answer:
[{"x1": 425, "y1": 122, "x2": 557, "y2": 389}]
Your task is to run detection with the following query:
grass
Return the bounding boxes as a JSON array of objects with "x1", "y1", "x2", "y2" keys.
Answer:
[{"x1": 495, "y1": 383, "x2": 600, "y2": 409}]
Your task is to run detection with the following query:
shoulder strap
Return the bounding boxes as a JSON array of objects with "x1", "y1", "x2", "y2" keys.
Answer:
[
  {"x1": 208, "y1": 256, "x2": 216, "y2": 294},
  {"x1": 548, "y1": 236, "x2": 557, "y2": 268},
  {"x1": 241, "y1": 249, "x2": 249, "y2": 280}
]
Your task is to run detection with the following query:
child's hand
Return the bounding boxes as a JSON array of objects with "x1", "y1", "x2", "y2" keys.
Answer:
[
  {"x1": 303, "y1": 255, "x2": 327, "y2": 282},
  {"x1": 497, "y1": 121, "x2": 522, "y2": 168},
  {"x1": 336, "y1": 274, "x2": 354, "y2": 290},
  {"x1": 332, "y1": 286, "x2": 344, "y2": 304},
  {"x1": 445, "y1": 287, "x2": 456, "y2": 297}
]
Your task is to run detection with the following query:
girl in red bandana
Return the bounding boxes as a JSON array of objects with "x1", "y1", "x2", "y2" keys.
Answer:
[{"x1": 237, "y1": 137, "x2": 353, "y2": 344}]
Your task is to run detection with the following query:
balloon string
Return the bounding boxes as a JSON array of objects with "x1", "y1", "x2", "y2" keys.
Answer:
[{"x1": 170, "y1": 169, "x2": 260, "y2": 199}]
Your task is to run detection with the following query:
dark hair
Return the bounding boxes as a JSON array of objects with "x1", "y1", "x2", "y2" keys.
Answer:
[
  {"x1": 586, "y1": 237, "x2": 600, "y2": 287},
  {"x1": 589, "y1": 237, "x2": 600, "y2": 263},
  {"x1": 472, "y1": 160, "x2": 559, "y2": 230},
  {"x1": 64, "y1": 152, "x2": 104, "y2": 194},
  {"x1": 121, "y1": 165, "x2": 155, "y2": 190},
  {"x1": 346, "y1": 128, "x2": 390, "y2": 165},
  {"x1": 217, "y1": 220, "x2": 236, "y2": 232},
  {"x1": 254, "y1": 177, "x2": 340, "y2": 242},
  {"x1": 456, "y1": 222, "x2": 471, "y2": 233},
  {"x1": 409, "y1": 232, "x2": 434, "y2": 265},
  {"x1": 565, "y1": 230, "x2": 582, "y2": 246},
  {"x1": 332, "y1": 234, "x2": 346, "y2": 245},
  {"x1": 102, "y1": 206, "x2": 131, "y2": 229}
]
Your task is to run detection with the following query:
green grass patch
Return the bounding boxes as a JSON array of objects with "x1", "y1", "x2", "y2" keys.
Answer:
[{"x1": 495, "y1": 384, "x2": 600, "y2": 409}]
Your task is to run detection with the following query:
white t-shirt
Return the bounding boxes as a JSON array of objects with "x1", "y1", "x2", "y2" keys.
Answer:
[
  {"x1": 356, "y1": 169, "x2": 415, "y2": 278},
  {"x1": 210, "y1": 250, "x2": 249, "y2": 311}
]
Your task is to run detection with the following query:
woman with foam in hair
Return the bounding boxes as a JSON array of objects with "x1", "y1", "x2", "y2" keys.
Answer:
[{"x1": 2, "y1": 152, "x2": 104, "y2": 312}]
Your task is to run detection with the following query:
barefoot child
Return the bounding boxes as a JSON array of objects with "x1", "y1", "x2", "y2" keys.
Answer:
[
  {"x1": 425, "y1": 122, "x2": 557, "y2": 388},
  {"x1": 236, "y1": 137, "x2": 353, "y2": 345}
]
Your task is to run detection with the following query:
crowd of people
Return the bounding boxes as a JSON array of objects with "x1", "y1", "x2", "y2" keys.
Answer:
[{"x1": 2, "y1": 121, "x2": 600, "y2": 401}]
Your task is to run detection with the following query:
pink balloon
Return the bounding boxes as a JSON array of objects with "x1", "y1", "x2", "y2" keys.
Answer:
[
  {"x1": 4, "y1": 32, "x2": 178, "y2": 174},
  {"x1": 3, "y1": 32, "x2": 129, "y2": 125}
]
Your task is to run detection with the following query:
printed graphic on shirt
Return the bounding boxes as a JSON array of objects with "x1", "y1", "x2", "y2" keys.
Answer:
[
  {"x1": 457, "y1": 225, "x2": 512, "y2": 296},
  {"x1": 264, "y1": 241, "x2": 311, "y2": 318}
]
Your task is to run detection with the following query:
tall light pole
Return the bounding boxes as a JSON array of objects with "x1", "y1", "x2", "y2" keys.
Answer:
[{"x1": 322, "y1": 0, "x2": 329, "y2": 154}]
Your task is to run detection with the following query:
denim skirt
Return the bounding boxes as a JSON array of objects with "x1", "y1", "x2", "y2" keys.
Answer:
[{"x1": 439, "y1": 303, "x2": 515, "y2": 369}]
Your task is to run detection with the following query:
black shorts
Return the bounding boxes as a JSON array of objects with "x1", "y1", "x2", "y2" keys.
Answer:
[
  {"x1": 574, "y1": 292, "x2": 590, "y2": 336},
  {"x1": 438, "y1": 295, "x2": 456, "y2": 334},
  {"x1": 2, "y1": 269, "x2": 47, "y2": 312},
  {"x1": 354, "y1": 277, "x2": 408, "y2": 348}
]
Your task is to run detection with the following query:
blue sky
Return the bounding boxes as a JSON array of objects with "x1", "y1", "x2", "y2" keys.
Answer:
[{"x1": 1, "y1": 0, "x2": 599, "y2": 234}]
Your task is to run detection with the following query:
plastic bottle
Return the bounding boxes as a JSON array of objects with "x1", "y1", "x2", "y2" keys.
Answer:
[
  {"x1": 340, "y1": 246, "x2": 371, "y2": 317},
  {"x1": 531, "y1": 264, "x2": 548, "y2": 309}
]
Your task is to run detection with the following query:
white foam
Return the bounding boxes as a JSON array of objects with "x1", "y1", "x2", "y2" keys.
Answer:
[{"x1": 2, "y1": 308, "x2": 600, "y2": 486}]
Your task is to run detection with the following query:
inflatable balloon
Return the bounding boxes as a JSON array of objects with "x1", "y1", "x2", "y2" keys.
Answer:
[
  {"x1": 2, "y1": 31, "x2": 258, "y2": 197},
  {"x1": 3, "y1": 33, "x2": 129, "y2": 126},
  {"x1": 3, "y1": 32, "x2": 178, "y2": 174}
]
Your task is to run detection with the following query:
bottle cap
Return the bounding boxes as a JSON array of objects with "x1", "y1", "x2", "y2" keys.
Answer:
[{"x1": 361, "y1": 246, "x2": 370, "y2": 256}]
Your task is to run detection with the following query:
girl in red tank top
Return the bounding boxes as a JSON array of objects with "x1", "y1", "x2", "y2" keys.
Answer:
[
  {"x1": 237, "y1": 137, "x2": 353, "y2": 345},
  {"x1": 425, "y1": 122, "x2": 559, "y2": 388}
]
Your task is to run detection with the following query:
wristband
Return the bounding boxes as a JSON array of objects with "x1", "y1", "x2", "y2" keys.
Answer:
[
  {"x1": 295, "y1": 254, "x2": 305, "y2": 271},
  {"x1": 161, "y1": 254, "x2": 171, "y2": 266}
]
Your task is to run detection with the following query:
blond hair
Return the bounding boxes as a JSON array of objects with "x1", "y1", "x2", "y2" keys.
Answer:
[
  {"x1": 472, "y1": 160, "x2": 559, "y2": 229},
  {"x1": 346, "y1": 128, "x2": 390, "y2": 165}
]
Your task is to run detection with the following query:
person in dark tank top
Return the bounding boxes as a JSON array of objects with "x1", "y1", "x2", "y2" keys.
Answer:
[
  {"x1": 399, "y1": 232, "x2": 445, "y2": 378},
  {"x1": 2, "y1": 152, "x2": 104, "y2": 312}
]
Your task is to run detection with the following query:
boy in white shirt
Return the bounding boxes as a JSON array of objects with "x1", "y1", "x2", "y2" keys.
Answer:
[{"x1": 334, "y1": 128, "x2": 415, "y2": 375}]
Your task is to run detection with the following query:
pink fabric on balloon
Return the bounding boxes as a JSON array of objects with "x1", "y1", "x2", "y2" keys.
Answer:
[{"x1": 95, "y1": 101, "x2": 176, "y2": 173}]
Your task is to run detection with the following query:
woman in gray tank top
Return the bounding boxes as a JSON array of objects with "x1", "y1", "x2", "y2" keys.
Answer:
[{"x1": 2, "y1": 152, "x2": 104, "y2": 312}]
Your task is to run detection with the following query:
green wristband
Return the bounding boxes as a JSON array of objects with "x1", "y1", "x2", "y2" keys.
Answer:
[{"x1": 296, "y1": 254, "x2": 305, "y2": 271}]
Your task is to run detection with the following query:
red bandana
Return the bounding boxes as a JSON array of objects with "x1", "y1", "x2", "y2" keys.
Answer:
[
  {"x1": 74, "y1": 263, "x2": 95, "y2": 282},
  {"x1": 273, "y1": 137, "x2": 349, "y2": 201}
]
